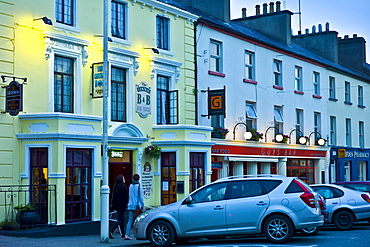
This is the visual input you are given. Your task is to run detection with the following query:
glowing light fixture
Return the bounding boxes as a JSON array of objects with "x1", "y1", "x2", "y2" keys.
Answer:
[
  {"x1": 144, "y1": 47, "x2": 160, "y2": 54},
  {"x1": 288, "y1": 128, "x2": 307, "y2": 145},
  {"x1": 308, "y1": 131, "x2": 326, "y2": 146},
  {"x1": 233, "y1": 122, "x2": 252, "y2": 141},
  {"x1": 265, "y1": 126, "x2": 285, "y2": 143},
  {"x1": 33, "y1": 17, "x2": 53, "y2": 25}
]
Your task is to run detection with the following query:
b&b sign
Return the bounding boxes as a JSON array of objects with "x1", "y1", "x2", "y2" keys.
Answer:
[
  {"x1": 6, "y1": 80, "x2": 23, "y2": 116},
  {"x1": 136, "y1": 81, "x2": 151, "y2": 118}
]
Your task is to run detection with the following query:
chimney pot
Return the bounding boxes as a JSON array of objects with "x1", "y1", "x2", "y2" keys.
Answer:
[
  {"x1": 312, "y1": 25, "x2": 316, "y2": 33},
  {"x1": 269, "y1": 2, "x2": 274, "y2": 13},
  {"x1": 318, "y1": 24, "x2": 322, "y2": 32},
  {"x1": 256, "y1": 5, "x2": 260, "y2": 15},
  {"x1": 353, "y1": 34, "x2": 358, "y2": 38},
  {"x1": 263, "y1": 3, "x2": 268, "y2": 14},
  {"x1": 305, "y1": 28, "x2": 309, "y2": 34},
  {"x1": 242, "y1": 7, "x2": 247, "y2": 18},
  {"x1": 325, "y1": 22, "x2": 330, "y2": 31},
  {"x1": 276, "y1": 1, "x2": 281, "y2": 11},
  {"x1": 344, "y1": 35, "x2": 349, "y2": 39}
]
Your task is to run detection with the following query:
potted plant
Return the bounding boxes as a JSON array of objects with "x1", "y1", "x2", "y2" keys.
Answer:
[
  {"x1": 14, "y1": 203, "x2": 39, "y2": 228},
  {"x1": 250, "y1": 128, "x2": 264, "y2": 141},
  {"x1": 0, "y1": 219, "x2": 17, "y2": 230},
  {"x1": 145, "y1": 145, "x2": 162, "y2": 159},
  {"x1": 212, "y1": 126, "x2": 229, "y2": 139}
]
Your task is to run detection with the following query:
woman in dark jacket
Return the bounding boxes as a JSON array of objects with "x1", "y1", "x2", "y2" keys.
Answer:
[{"x1": 109, "y1": 174, "x2": 128, "y2": 239}]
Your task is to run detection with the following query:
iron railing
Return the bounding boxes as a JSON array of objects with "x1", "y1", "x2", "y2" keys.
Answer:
[{"x1": 0, "y1": 184, "x2": 57, "y2": 228}]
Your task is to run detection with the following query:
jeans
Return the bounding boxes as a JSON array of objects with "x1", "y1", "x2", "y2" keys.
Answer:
[
  {"x1": 125, "y1": 210, "x2": 134, "y2": 236},
  {"x1": 110, "y1": 210, "x2": 125, "y2": 234}
]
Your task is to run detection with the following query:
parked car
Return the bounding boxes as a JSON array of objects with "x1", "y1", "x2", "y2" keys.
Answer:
[
  {"x1": 310, "y1": 184, "x2": 370, "y2": 230},
  {"x1": 134, "y1": 175, "x2": 324, "y2": 246},
  {"x1": 300, "y1": 194, "x2": 327, "y2": 236},
  {"x1": 334, "y1": 181, "x2": 370, "y2": 194}
]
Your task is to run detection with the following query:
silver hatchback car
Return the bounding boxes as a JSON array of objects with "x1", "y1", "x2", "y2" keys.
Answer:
[
  {"x1": 311, "y1": 184, "x2": 370, "y2": 230},
  {"x1": 134, "y1": 175, "x2": 324, "y2": 246}
]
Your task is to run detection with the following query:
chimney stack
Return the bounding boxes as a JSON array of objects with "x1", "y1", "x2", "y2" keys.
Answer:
[
  {"x1": 269, "y1": 2, "x2": 274, "y2": 13},
  {"x1": 242, "y1": 7, "x2": 247, "y2": 18},
  {"x1": 256, "y1": 5, "x2": 260, "y2": 15},
  {"x1": 276, "y1": 1, "x2": 281, "y2": 11},
  {"x1": 263, "y1": 3, "x2": 268, "y2": 14}
]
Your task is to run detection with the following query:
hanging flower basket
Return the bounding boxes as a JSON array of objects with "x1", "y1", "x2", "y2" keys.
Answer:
[{"x1": 145, "y1": 145, "x2": 162, "y2": 159}]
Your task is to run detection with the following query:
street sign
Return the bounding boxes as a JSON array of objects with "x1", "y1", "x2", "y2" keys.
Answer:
[{"x1": 6, "y1": 80, "x2": 23, "y2": 116}]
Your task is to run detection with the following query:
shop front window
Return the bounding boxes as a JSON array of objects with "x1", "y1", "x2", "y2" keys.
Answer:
[
  {"x1": 287, "y1": 159, "x2": 315, "y2": 184},
  {"x1": 161, "y1": 152, "x2": 177, "y2": 205},
  {"x1": 190, "y1": 153, "x2": 205, "y2": 193}
]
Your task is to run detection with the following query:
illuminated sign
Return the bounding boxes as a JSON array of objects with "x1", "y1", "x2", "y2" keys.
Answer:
[{"x1": 91, "y1": 62, "x2": 104, "y2": 98}]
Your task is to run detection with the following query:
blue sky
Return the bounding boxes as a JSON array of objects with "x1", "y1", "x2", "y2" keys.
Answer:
[{"x1": 231, "y1": 0, "x2": 370, "y2": 63}]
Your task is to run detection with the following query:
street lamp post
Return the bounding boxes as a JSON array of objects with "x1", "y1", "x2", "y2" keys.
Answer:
[{"x1": 100, "y1": 0, "x2": 110, "y2": 243}]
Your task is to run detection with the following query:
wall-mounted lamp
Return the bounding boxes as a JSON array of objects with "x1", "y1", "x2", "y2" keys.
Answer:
[
  {"x1": 144, "y1": 47, "x2": 160, "y2": 54},
  {"x1": 265, "y1": 126, "x2": 285, "y2": 143},
  {"x1": 308, "y1": 131, "x2": 326, "y2": 146},
  {"x1": 233, "y1": 122, "x2": 252, "y2": 140},
  {"x1": 33, "y1": 17, "x2": 53, "y2": 26},
  {"x1": 288, "y1": 128, "x2": 307, "y2": 145},
  {"x1": 94, "y1": 35, "x2": 112, "y2": 42}
]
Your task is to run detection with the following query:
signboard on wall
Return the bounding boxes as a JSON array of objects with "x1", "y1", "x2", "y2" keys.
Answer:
[
  {"x1": 91, "y1": 62, "x2": 104, "y2": 98},
  {"x1": 136, "y1": 81, "x2": 151, "y2": 118},
  {"x1": 142, "y1": 162, "x2": 153, "y2": 199},
  {"x1": 208, "y1": 88, "x2": 226, "y2": 116},
  {"x1": 6, "y1": 80, "x2": 23, "y2": 116}
]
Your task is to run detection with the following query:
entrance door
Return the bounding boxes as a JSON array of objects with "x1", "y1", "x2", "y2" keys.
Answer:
[
  {"x1": 65, "y1": 149, "x2": 92, "y2": 222},
  {"x1": 161, "y1": 152, "x2": 177, "y2": 205},
  {"x1": 30, "y1": 148, "x2": 48, "y2": 224},
  {"x1": 109, "y1": 150, "x2": 133, "y2": 199}
]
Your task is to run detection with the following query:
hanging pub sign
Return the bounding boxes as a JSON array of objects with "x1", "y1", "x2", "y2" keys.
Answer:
[
  {"x1": 136, "y1": 81, "x2": 151, "y2": 118},
  {"x1": 91, "y1": 62, "x2": 104, "y2": 98},
  {"x1": 208, "y1": 86, "x2": 226, "y2": 117},
  {"x1": 6, "y1": 80, "x2": 23, "y2": 116}
]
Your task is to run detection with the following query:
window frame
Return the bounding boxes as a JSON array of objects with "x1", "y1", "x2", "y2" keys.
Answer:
[
  {"x1": 358, "y1": 85, "x2": 364, "y2": 107},
  {"x1": 54, "y1": 55, "x2": 74, "y2": 113},
  {"x1": 295, "y1": 109, "x2": 303, "y2": 134},
  {"x1": 345, "y1": 118, "x2": 352, "y2": 146},
  {"x1": 313, "y1": 71, "x2": 320, "y2": 96},
  {"x1": 156, "y1": 75, "x2": 178, "y2": 125},
  {"x1": 329, "y1": 76, "x2": 336, "y2": 99},
  {"x1": 359, "y1": 121, "x2": 364, "y2": 148},
  {"x1": 274, "y1": 106, "x2": 284, "y2": 135},
  {"x1": 110, "y1": 67, "x2": 127, "y2": 122},
  {"x1": 210, "y1": 40, "x2": 222, "y2": 73},
  {"x1": 294, "y1": 66, "x2": 302, "y2": 91},
  {"x1": 156, "y1": 15, "x2": 170, "y2": 51},
  {"x1": 330, "y1": 116, "x2": 336, "y2": 145},
  {"x1": 273, "y1": 60, "x2": 282, "y2": 87},
  {"x1": 345, "y1": 81, "x2": 351, "y2": 103},
  {"x1": 111, "y1": 0, "x2": 127, "y2": 40},
  {"x1": 55, "y1": 0, "x2": 75, "y2": 26},
  {"x1": 314, "y1": 112, "x2": 321, "y2": 141},
  {"x1": 246, "y1": 102, "x2": 257, "y2": 130},
  {"x1": 244, "y1": 51, "x2": 255, "y2": 81}
]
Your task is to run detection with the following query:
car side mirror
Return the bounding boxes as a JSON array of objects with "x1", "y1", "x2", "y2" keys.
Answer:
[{"x1": 184, "y1": 195, "x2": 193, "y2": 204}]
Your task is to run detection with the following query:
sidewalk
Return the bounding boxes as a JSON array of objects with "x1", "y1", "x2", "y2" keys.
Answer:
[{"x1": 0, "y1": 233, "x2": 150, "y2": 247}]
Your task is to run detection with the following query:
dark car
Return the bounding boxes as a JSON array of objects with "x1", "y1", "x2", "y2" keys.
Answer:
[{"x1": 334, "y1": 181, "x2": 370, "y2": 194}]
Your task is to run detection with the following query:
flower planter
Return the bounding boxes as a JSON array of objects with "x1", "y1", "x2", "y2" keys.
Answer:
[
  {"x1": 17, "y1": 210, "x2": 39, "y2": 228},
  {"x1": 212, "y1": 132, "x2": 226, "y2": 139}
]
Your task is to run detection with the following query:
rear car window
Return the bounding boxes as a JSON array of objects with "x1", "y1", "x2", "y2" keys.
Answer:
[
  {"x1": 260, "y1": 180, "x2": 282, "y2": 193},
  {"x1": 285, "y1": 179, "x2": 311, "y2": 193}
]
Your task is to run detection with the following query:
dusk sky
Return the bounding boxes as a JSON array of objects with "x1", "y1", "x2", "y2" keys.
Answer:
[{"x1": 230, "y1": 0, "x2": 370, "y2": 63}]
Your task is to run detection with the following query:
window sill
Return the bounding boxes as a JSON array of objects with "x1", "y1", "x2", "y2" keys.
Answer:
[
  {"x1": 156, "y1": 48, "x2": 174, "y2": 57},
  {"x1": 243, "y1": 78, "x2": 258, "y2": 84},
  {"x1": 53, "y1": 23, "x2": 81, "y2": 35},
  {"x1": 208, "y1": 71, "x2": 226, "y2": 77},
  {"x1": 358, "y1": 104, "x2": 366, "y2": 108},
  {"x1": 312, "y1": 94, "x2": 322, "y2": 99},
  {"x1": 273, "y1": 85, "x2": 284, "y2": 90},
  {"x1": 344, "y1": 101, "x2": 353, "y2": 105},
  {"x1": 329, "y1": 98, "x2": 338, "y2": 102},
  {"x1": 294, "y1": 90, "x2": 304, "y2": 95},
  {"x1": 111, "y1": 37, "x2": 132, "y2": 47}
]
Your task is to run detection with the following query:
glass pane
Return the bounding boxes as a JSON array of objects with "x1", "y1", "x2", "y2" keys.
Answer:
[{"x1": 246, "y1": 104, "x2": 257, "y2": 118}]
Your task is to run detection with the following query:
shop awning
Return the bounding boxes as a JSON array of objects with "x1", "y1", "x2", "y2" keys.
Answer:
[{"x1": 227, "y1": 157, "x2": 279, "y2": 162}]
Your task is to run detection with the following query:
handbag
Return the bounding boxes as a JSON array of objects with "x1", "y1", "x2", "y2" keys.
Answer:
[{"x1": 134, "y1": 184, "x2": 143, "y2": 218}]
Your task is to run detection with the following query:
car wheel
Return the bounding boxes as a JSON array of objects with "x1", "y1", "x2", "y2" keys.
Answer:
[
  {"x1": 300, "y1": 226, "x2": 320, "y2": 236},
  {"x1": 148, "y1": 220, "x2": 175, "y2": 247},
  {"x1": 333, "y1": 211, "x2": 354, "y2": 230},
  {"x1": 264, "y1": 215, "x2": 294, "y2": 243}
]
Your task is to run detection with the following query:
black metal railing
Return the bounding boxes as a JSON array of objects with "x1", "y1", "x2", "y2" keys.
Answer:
[{"x1": 0, "y1": 184, "x2": 57, "y2": 228}]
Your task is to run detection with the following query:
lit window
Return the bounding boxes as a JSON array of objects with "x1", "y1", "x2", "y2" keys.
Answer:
[
  {"x1": 210, "y1": 40, "x2": 222, "y2": 72},
  {"x1": 55, "y1": 0, "x2": 74, "y2": 26},
  {"x1": 156, "y1": 16, "x2": 169, "y2": 50}
]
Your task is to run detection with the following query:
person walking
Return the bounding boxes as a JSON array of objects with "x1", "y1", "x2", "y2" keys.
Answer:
[
  {"x1": 124, "y1": 174, "x2": 144, "y2": 240},
  {"x1": 109, "y1": 174, "x2": 128, "y2": 239}
]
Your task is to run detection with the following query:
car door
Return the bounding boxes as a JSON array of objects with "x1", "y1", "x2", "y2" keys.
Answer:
[
  {"x1": 178, "y1": 182, "x2": 228, "y2": 237},
  {"x1": 226, "y1": 180, "x2": 269, "y2": 233},
  {"x1": 312, "y1": 186, "x2": 341, "y2": 218}
]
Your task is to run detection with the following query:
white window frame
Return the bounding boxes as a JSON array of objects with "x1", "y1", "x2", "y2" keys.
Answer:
[
  {"x1": 329, "y1": 76, "x2": 336, "y2": 99},
  {"x1": 210, "y1": 40, "x2": 222, "y2": 73},
  {"x1": 244, "y1": 51, "x2": 255, "y2": 80},
  {"x1": 330, "y1": 116, "x2": 336, "y2": 145},
  {"x1": 358, "y1": 85, "x2": 364, "y2": 106},
  {"x1": 110, "y1": 0, "x2": 132, "y2": 47},
  {"x1": 273, "y1": 60, "x2": 282, "y2": 87},
  {"x1": 295, "y1": 109, "x2": 303, "y2": 133},
  {"x1": 359, "y1": 121, "x2": 364, "y2": 148},
  {"x1": 54, "y1": 0, "x2": 81, "y2": 34},
  {"x1": 156, "y1": 14, "x2": 171, "y2": 53},
  {"x1": 313, "y1": 71, "x2": 320, "y2": 95},
  {"x1": 345, "y1": 81, "x2": 351, "y2": 102},
  {"x1": 274, "y1": 106, "x2": 284, "y2": 134},
  {"x1": 294, "y1": 66, "x2": 302, "y2": 91},
  {"x1": 345, "y1": 118, "x2": 352, "y2": 146},
  {"x1": 246, "y1": 102, "x2": 257, "y2": 129}
]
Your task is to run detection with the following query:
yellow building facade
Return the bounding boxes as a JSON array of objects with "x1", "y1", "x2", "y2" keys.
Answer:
[{"x1": 0, "y1": 0, "x2": 212, "y2": 226}]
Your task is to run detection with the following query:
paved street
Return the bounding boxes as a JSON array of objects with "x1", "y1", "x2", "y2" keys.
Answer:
[{"x1": 1, "y1": 223, "x2": 370, "y2": 247}]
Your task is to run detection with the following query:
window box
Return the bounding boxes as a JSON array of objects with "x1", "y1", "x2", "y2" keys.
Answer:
[
  {"x1": 273, "y1": 85, "x2": 284, "y2": 90},
  {"x1": 329, "y1": 98, "x2": 338, "y2": 102},
  {"x1": 358, "y1": 105, "x2": 366, "y2": 108},
  {"x1": 208, "y1": 70, "x2": 226, "y2": 77},
  {"x1": 344, "y1": 101, "x2": 353, "y2": 105},
  {"x1": 243, "y1": 78, "x2": 258, "y2": 84},
  {"x1": 312, "y1": 94, "x2": 322, "y2": 99},
  {"x1": 294, "y1": 90, "x2": 304, "y2": 95}
]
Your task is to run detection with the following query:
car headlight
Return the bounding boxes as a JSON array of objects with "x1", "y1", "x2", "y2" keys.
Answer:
[{"x1": 135, "y1": 211, "x2": 149, "y2": 223}]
